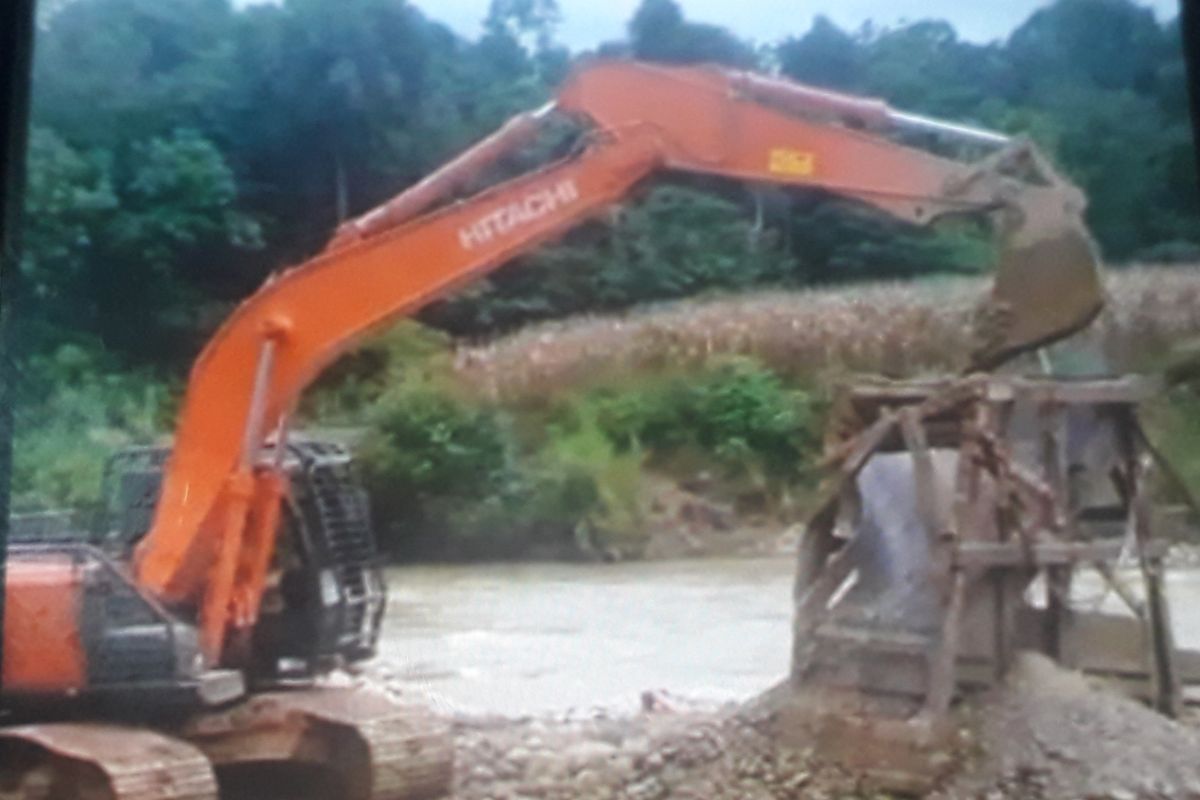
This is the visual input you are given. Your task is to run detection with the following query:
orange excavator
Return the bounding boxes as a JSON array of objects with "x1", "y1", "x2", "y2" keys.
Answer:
[{"x1": 0, "y1": 61, "x2": 1103, "y2": 799}]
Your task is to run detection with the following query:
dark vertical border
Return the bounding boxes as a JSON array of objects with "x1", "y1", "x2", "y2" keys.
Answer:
[
  {"x1": 0, "y1": 0, "x2": 37, "y2": 694},
  {"x1": 1184, "y1": 0, "x2": 1200, "y2": 190}
]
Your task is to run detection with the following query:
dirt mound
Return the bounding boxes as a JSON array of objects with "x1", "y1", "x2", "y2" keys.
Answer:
[{"x1": 935, "y1": 653, "x2": 1200, "y2": 800}]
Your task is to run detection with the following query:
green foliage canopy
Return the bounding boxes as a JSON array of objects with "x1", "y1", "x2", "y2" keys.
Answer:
[{"x1": 23, "y1": 0, "x2": 1198, "y2": 366}]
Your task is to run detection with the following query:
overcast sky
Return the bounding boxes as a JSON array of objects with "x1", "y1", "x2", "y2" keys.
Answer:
[{"x1": 402, "y1": 0, "x2": 1179, "y2": 49}]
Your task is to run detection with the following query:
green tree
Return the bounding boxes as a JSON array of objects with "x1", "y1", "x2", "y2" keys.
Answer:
[
  {"x1": 777, "y1": 16, "x2": 862, "y2": 90},
  {"x1": 425, "y1": 185, "x2": 795, "y2": 335},
  {"x1": 858, "y1": 22, "x2": 1012, "y2": 119},
  {"x1": 32, "y1": 0, "x2": 238, "y2": 149},
  {"x1": 628, "y1": 0, "x2": 756, "y2": 68},
  {"x1": 484, "y1": 0, "x2": 561, "y2": 52},
  {"x1": 1008, "y1": 0, "x2": 1164, "y2": 96},
  {"x1": 21, "y1": 127, "x2": 259, "y2": 357}
]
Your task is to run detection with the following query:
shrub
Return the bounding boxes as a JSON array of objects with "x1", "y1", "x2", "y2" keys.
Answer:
[
  {"x1": 354, "y1": 351, "x2": 825, "y2": 557},
  {"x1": 357, "y1": 376, "x2": 639, "y2": 559},
  {"x1": 531, "y1": 407, "x2": 647, "y2": 553},
  {"x1": 11, "y1": 343, "x2": 174, "y2": 512},
  {"x1": 592, "y1": 359, "x2": 822, "y2": 489},
  {"x1": 1142, "y1": 385, "x2": 1200, "y2": 514},
  {"x1": 304, "y1": 321, "x2": 454, "y2": 423},
  {"x1": 358, "y1": 380, "x2": 517, "y2": 556}
]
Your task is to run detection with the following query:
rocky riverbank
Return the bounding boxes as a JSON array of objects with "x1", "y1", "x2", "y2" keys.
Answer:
[
  {"x1": 366, "y1": 653, "x2": 1200, "y2": 799},
  {"x1": 448, "y1": 694, "x2": 851, "y2": 800}
]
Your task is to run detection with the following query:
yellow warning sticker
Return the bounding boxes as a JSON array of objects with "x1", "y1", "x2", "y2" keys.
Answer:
[{"x1": 768, "y1": 148, "x2": 816, "y2": 177}]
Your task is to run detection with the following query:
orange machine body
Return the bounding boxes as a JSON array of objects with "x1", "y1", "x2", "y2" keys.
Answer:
[
  {"x1": 2, "y1": 554, "x2": 88, "y2": 692},
  {"x1": 114, "y1": 61, "x2": 1085, "y2": 667}
]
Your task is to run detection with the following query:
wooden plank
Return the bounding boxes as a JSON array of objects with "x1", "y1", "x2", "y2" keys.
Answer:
[
  {"x1": 1133, "y1": 457, "x2": 1183, "y2": 717},
  {"x1": 924, "y1": 568, "x2": 967, "y2": 717},
  {"x1": 814, "y1": 624, "x2": 932, "y2": 656},
  {"x1": 900, "y1": 407, "x2": 943, "y2": 542},
  {"x1": 955, "y1": 540, "x2": 1125, "y2": 567},
  {"x1": 984, "y1": 376, "x2": 1156, "y2": 405}
]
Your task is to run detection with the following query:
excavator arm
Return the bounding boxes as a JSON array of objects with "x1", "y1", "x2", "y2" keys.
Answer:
[{"x1": 132, "y1": 61, "x2": 1104, "y2": 664}]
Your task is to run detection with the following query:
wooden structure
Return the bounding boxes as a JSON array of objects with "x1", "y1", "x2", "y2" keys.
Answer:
[{"x1": 791, "y1": 375, "x2": 1198, "y2": 722}]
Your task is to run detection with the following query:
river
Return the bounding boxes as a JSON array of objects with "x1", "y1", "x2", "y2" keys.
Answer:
[
  {"x1": 377, "y1": 557, "x2": 1200, "y2": 716},
  {"x1": 378, "y1": 557, "x2": 795, "y2": 715}
]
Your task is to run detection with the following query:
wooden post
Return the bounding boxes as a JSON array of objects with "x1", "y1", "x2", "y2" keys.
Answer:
[
  {"x1": 1034, "y1": 398, "x2": 1076, "y2": 665},
  {"x1": 1133, "y1": 457, "x2": 1182, "y2": 717},
  {"x1": 924, "y1": 568, "x2": 967, "y2": 718},
  {"x1": 922, "y1": 395, "x2": 980, "y2": 717}
]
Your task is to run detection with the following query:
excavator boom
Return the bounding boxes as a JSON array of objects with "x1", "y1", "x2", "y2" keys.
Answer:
[{"x1": 123, "y1": 62, "x2": 1102, "y2": 664}]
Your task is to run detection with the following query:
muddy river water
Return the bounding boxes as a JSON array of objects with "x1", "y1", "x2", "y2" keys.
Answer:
[{"x1": 377, "y1": 557, "x2": 1200, "y2": 716}]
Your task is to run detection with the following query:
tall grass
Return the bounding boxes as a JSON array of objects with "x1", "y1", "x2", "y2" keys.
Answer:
[
  {"x1": 17, "y1": 264, "x2": 1200, "y2": 550},
  {"x1": 453, "y1": 265, "x2": 1200, "y2": 401}
]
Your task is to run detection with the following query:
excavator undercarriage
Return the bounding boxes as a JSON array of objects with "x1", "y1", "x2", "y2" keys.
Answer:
[
  {"x1": 1, "y1": 441, "x2": 450, "y2": 800},
  {"x1": 0, "y1": 687, "x2": 452, "y2": 800}
]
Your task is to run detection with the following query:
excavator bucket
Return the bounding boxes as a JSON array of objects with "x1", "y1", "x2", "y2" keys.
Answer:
[{"x1": 970, "y1": 151, "x2": 1105, "y2": 370}]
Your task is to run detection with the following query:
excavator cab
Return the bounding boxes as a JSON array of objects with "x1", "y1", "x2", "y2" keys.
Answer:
[{"x1": 92, "y1": 439, "x2": 385, "y2": 685}]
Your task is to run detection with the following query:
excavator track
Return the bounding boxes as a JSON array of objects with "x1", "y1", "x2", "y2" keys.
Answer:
[
  {"x1": 182, "y1": 687, "x2": 453, "y2": 800},
  {"x1": 0, "y1": 723, "x2": 218, "y2": 800},
  {"x1": 0, "y1": 688, "x2": 450, "y2": 800}
]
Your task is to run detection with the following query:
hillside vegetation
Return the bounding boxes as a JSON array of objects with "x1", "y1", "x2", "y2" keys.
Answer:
[
  {"x1": 18, "y1": 266, "x2": 1200, "y2": 559},
  {"x1": 17, "y1": 0, "x2": 1197, "y2": 362},
  {"x1": 12, "y1": 0, "x2": 1200, "y2": 557}
]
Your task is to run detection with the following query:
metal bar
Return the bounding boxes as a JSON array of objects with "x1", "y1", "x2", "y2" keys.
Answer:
[
  {"x1": 731, "y1": 70, "x2": 1010, "y2": 148},
  {"x1": 329, "y1": 101, "x2": 557, "y2": 247},
  {"x1": 820, "y1": 409, "x2": 898, "y2": 472},
  {"x1": 924, "y1": 400, "x2": 980, "y2": 712},
  {"x1": 241, "y1": 339, "x2": 278, "y2": 470},
  {"x1": 270, "y1": 414, "x2": 290, "y2": 470},
  {"x1": 1135, "y1": 419, "x2": 1200, "y2": 524},
  {"x1": 955, "y1": 540, "x2": 1126, "y2": 567},
  {"x1": 730, "y1": 71, "x2": 892, "y2": 128},
  {"x1": 889, "y1": 111, "x2": 1010, "y2": 147}
]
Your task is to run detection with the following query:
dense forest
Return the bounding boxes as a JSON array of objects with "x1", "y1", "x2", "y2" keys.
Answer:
[
  {"x1": 18, "y1": 0, "x2": 1198, "y2": 364},
  {"x1": 11, "y1": 0, "x2": 1200, "y2": 555}
]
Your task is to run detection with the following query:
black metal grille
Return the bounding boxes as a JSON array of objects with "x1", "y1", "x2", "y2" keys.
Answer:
[
  {"x1": 283, "y1": 439, "x2": 385, "y2": 663},
  {"x1": 305, "y1": 454, "x2": 378, "y2": 649}
]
